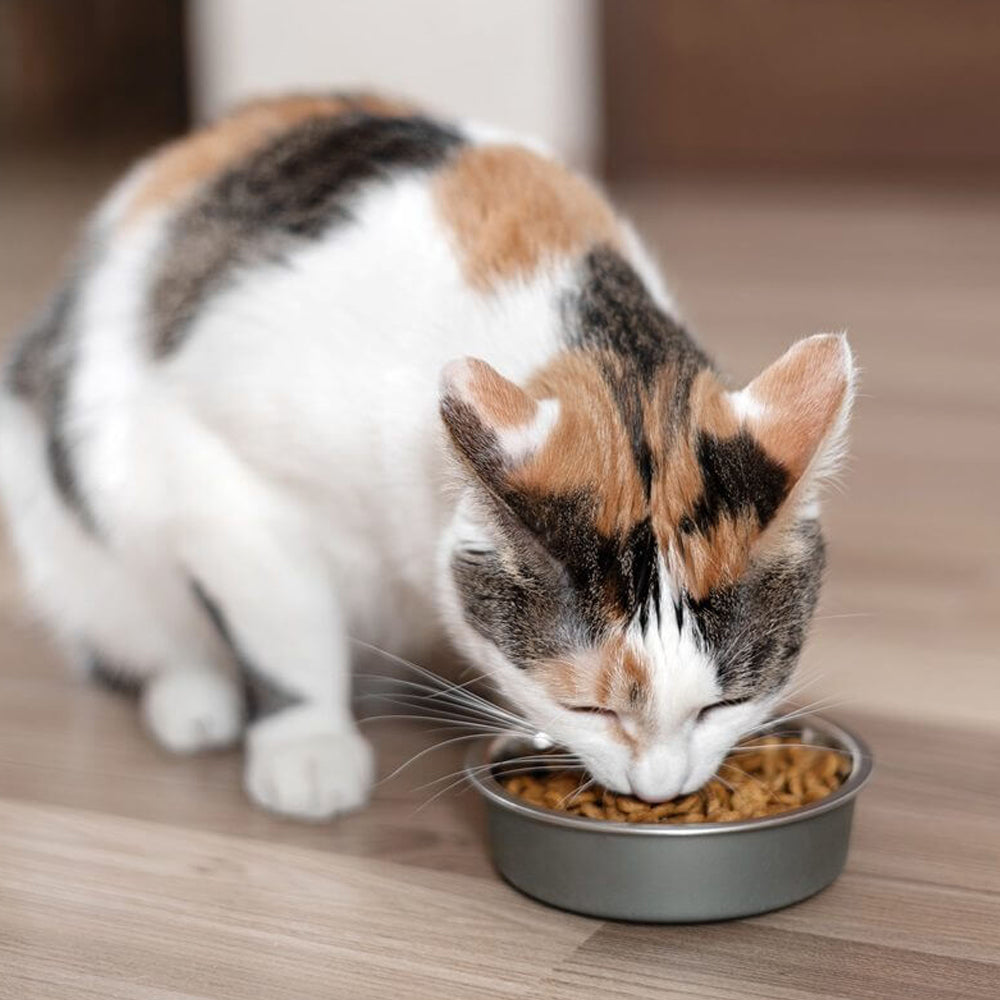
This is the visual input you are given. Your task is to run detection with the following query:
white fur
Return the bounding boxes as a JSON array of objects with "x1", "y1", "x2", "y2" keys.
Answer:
[
  {"x1": 495, "y1": 398, "x2": 561, "y2": 463},
  {"x1": 143, "y1": 668, "x2": 242, "y2": 753},
  {"x1": 729, "y1": 386, "x2": 767, "y2": 422}
]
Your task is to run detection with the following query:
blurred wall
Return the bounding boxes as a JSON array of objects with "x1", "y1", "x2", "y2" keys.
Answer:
[
  {"x1": 604, "y1": 0, "x2": 1000, "y2": 179},
  {"x1": 0, "y1": 0, "x2": 187, "y2": 146},
  {"x1": 188, "y1": 0, "x2": 601, "y2": 168}
]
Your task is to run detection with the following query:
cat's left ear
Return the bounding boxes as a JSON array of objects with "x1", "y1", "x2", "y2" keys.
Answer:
[
  {"x1": 729, "y1": 333, "x2": 857, "y2": 507},
  {"x1": 439, "y1": 357, "x2": 560, "y2": 489}
]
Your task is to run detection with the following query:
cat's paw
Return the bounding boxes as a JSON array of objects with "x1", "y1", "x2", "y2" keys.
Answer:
[
  {"x1": 143, "y1": 669, "x2": 243, "y2": 753},
  {"x1": 244, "y1": 729, "x2": 374, "y2": 821}
]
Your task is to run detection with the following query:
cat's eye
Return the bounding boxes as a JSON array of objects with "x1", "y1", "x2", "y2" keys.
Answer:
[
  {"x1": 696, "y1": 696, "x2": 752, "y2": 723},
  {"x1": 457, "y1": 546, "x2": 492, "y2": 563},
  {"x1": 563, "y1": 704, "x2": 618, "y2": 720}
]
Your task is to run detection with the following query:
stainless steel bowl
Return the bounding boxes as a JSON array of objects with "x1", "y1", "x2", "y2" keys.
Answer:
[{"x1": 468, "y1": 715, "x2": 873, "y2": 922}]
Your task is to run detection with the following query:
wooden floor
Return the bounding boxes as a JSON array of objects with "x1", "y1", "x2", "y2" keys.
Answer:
[{"x1": 0, "y1": 153, "x2": 998, "y2": 999}]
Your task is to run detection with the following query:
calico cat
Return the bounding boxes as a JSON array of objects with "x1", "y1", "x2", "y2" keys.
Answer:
[{"x1": 0, "y1": 94, "x2": 854, "y2": 819}]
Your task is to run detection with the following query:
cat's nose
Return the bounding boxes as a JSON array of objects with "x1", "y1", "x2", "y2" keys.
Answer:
[{"x1": 627, "y1": 753, "x2": 685, "y2": 802}]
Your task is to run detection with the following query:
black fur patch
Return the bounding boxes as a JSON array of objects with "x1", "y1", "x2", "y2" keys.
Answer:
[
  {"x1": 507, "y1": 491, "x2": 661, "y2": 636},
  {"x1": 454, "y1": 490, "x2": 667, "y2": 665},
  {"x1": 190, "y1": 580, "x2": 302, "y2": 721},
  {"x1": 438, "y1": 395, "x2": 507, "y2": 487},
  {"x1": 7, "y1": 283, "x2": 76, "y2": 399},
  {"x1": 690, "y1": 520, "x2": 826, "y2": 695},
  {"x1": 152, "y1": 113, "x2": 464, "y2": 356},
  {"x1": 7, "y1": 274, "x2": 100, "y2": 535},
  {"x1": 452, "y1": 540, "x2": 576, "y2": 666},
  {"x1": 45, "y1": 381, "x2": 99, "y2": 535},
  {"x1": 690, "y1": 430, "x2": 791, "y2": 534},
  {"x1": 567, "y1": 247, "x2": 695, "y2": 377},
  {"x1": 87, "y1": 651, "x2": 143, "y2": 697}
]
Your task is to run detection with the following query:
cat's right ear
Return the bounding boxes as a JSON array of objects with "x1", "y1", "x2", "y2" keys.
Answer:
[{"x1": 439, "y1": 357, "x2": 560, "y2": 488}]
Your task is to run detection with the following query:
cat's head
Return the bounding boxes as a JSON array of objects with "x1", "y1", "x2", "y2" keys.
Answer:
[{"x1": 436, "y1": 272, "x2": 854, "y2": 801}]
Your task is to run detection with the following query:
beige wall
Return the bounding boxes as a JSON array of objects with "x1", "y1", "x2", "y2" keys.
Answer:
[{"x1": 188, "y1": 0, "x2": 601, "y2": 168}]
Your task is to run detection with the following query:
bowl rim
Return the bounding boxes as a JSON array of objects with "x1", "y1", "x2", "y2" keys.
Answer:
[{"x1": 466, "y1": 713, "x2": 873, "y2": 837}]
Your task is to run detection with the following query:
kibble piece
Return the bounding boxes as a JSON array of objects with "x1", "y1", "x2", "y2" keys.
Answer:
[
  {"x1": 616, "y1": 796, "x2": 649, "y2": 814},
  {"x1": 649, "y1": 801, "x2": 678, "y2": 819},
  {"x1": 672, "y1": 793, "x2": 702, "y2": 814}
]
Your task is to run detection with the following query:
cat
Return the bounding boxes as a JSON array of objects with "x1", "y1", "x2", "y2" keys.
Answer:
[{"x1": 0, "y1": 94, "x2": 854, "y2": 820}]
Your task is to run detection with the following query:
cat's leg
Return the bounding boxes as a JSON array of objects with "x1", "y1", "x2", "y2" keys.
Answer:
[
  {"x1": 141, "y1": 659, "x2": 243, "y2": 754},
  {"x1": 0, "y1": 389, "x2": 243, "y2": 753},
  {"x1": 182, "y1": 522, "x2": 373, "y2": 820},
  {"x1": 81, "y1": 640, "x2": 244, "y2": 754}
]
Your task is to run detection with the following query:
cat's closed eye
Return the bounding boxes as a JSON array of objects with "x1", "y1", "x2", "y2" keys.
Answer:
[
  {"x1": 456, "y1": 546, "x2": 493, "y2": 562},
  {"x1": 562, "y1": 704, "x2": 619, "y2": 720},
  {"x1": 696, "y1": 697, "x2": 752, "y2": 723}
]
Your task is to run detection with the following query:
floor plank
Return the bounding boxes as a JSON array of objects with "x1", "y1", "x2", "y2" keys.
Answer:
[
  {"x1": 0, "y1": 798, "x2": 597, "y2": 1000},
  {"x1": 534, "y1": 921, "x2": 998, "y2": 1000}
]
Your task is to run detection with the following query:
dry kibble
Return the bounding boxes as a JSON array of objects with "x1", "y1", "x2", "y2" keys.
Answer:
[
  {"x1": 672, "y1": 793, "x2": 702, "y2": 814},
  {"x1": 617, "y1": 796, "x2": 648, "y2": 814},
  {"x1": 649, "y1": 801, "x2": 677, "y2": 819},
  {"x1": 499, "y1": 736, "x2": 850, "y2": 825}
]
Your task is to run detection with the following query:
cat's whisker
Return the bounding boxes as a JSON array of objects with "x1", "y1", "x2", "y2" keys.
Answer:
[
  {"x1": 412, "y1": 755, "x2": 580, "y2": 793},
  {"x1": 357, "y1": 691, "x2": 532, "y2": 733},
  {"x1": 719, "y1": 760, "x2": 770, "y2": 794},
  {"x1": 349, "y1": 640, "x2": 531, "y2": 728},
  {"x1": 713, "y1": 770, "x2": 736, "y2": 793},
  {"x1": 359, "y1": 712, "x2": 520, "y2": 733},
  {"x1": 378, "y1": 731, "x2": 539, "y2": 785},
  {"x1": 355, "y1": 662, "x2": 521, "y2": 721},
  {"x1": 555, "y1": 775, "x2": 594, "y2": 810},
  {"x1": 358, "y1": 689, "x2": 522, "y2": 722},
  {"x1": 411, "y1": 758, "x2": 584, "y2": 814},
  {"x1": 748, "y1": 695, "x2": 852, "y2": 736},
  {"x1": 356, "y1": 675, "x2": 532, "y2": 723},
  {"x1": 409, "y1": 770, "x2": 487, "y2": 813},
  {"x1": 423, "y1": 662, "x2": 513, "y2": 700},
  {"x1": 780, "y1": 673, "x2": 827, "y2": 702}
]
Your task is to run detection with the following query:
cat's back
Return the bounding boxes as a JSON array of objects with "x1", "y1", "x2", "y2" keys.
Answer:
[
  {"x1": 4, "y1": 94, "x2": 663, "y2": 549},
  {"x1": 81, "y1": 93, "x2": 642, "y2": 466},
  {"x1": 104, "y1": 90, "x2": 627, "y2": 366}
]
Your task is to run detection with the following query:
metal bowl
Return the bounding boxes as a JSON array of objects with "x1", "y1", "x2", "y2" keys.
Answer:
[{"x1": 468, "y1": 715, "x2": 873, "y2": 922}]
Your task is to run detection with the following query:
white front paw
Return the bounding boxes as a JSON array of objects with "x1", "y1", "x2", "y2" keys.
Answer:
[
  {"x1": 244, "y1": 728, "x2": 374, "y2": 821},
  {"x1": 143, "y1": 669, "x2": 243, "y2": 753}
]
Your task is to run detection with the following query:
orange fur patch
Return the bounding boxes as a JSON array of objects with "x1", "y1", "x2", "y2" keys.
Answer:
[
  {"x1": 434, "y1": 145, "x2": 621, "y2": 291},
  {"x1": 460, "y1": 358, "x2": 538, "y2": 429},
  {"x1": 533, "y1": 637, "x2": 649, "y2": 747},
  {"x1": 644, "y1": 368, "x2": 718, "y2": 549},
  {"x1": 596, "y1": 637, "x2": 651, "y2": 747},
  {"x1": 532, "y1": 654, "x2": 589, "y2": 703},
  {"x1": 121, "y1": 92, "x2": 418, "y2": 226},
  {"x1": 517, "y1": 351, "x2": 647, "y2": 538},
  {"x1": 678, "y1": 511, "x2": 758, "y2": 600},
  {"x1": 747, "y1": 335, "x2": 849, "y2": 479}
]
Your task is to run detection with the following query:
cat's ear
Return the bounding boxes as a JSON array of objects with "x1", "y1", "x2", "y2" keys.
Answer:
[
  {"x1": 439, "y1": 357, "x2": 560, "y2": 486},
  {"x1": 729, "y1": 333, "x2": 856, "y2": 506}
]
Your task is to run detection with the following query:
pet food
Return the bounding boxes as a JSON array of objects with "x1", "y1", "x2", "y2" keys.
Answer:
[{"x1": 499, "y1": 736, "x2": 850, "y2": 824}]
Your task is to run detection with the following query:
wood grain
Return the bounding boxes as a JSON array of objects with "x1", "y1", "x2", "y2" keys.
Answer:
[{"x1": 0, "y1": 152, "x2": 997, "y2": 998}]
